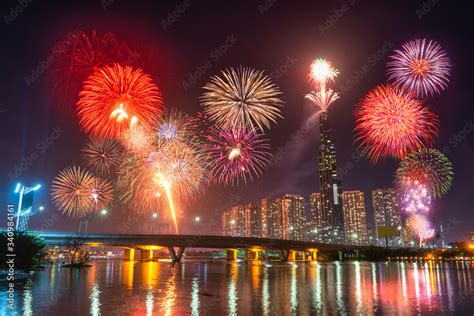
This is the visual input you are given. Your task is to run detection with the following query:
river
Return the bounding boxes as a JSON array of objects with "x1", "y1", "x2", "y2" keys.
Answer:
[{"x1": 1, "y1": 260, "x2": 473, "y2": 315}]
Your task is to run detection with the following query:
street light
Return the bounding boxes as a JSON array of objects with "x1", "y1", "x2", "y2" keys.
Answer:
[
  {"x1": 39, "y1": 206, "x2": 45, "y2": 212},
  {"x1": 152, "y1": 213, "x2": 158, "y2": 219},
  {"x1": 195, "y1": 216, "x2": 200, "y2": 222},
  {"x1": 100, "y1": 209, "x2": 108, "y2": 216}
]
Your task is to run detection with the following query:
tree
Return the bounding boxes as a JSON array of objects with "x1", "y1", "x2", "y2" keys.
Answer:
[{"x1": 0, "y1": 231, "x2": 46, "y2": 269}]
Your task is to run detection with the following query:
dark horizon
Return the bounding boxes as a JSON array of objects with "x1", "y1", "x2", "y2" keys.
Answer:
[{"x1": 1, "y1": 0, "x2": 473, "y2": 241}]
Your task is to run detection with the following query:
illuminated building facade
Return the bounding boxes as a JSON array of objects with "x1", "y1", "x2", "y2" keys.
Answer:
[
  {"x1": 223, "y1": 194, "x2": 307, "y2": 241},
  {"x1": 282, "y1": 194, "x2": 307, "y2": 241},
  {"x1": 309, "y1": 192, "x2": 322, "y2": 241},
  {"x1": 318, "y1": 112, "x2": 344, "y2": 243},
  {"x1": 245, "y1": 203, "x2": 262, "y2": 238},
  {"x1": 371, "y1": 188, "x2": 403, "y2": 246},
  {"x1": 342, "y1": 191, "x2": 369, "y2": 245}
]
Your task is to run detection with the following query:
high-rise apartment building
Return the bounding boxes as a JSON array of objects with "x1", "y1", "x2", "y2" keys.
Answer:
[
  {"x1": 372, "y1": 188, "x2": 402, "y2": 247},
  {"x1": 342, "y1": 191, "x2": 369, "y2": 245}
]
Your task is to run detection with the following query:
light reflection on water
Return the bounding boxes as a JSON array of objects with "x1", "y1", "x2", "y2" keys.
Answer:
[{"x1": 1, "y1": 260, "x2": 473, "y2": 315}]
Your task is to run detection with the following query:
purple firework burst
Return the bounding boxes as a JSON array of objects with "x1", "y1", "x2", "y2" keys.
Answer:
[{"x1": 387, "y1": 38, "x2": 451, "y2": 98}]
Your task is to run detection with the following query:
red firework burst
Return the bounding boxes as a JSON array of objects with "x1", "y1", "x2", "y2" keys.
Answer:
[
  {"x1": 77, "y1": 63, "x2": 163, "y2": 139},
  {"x1": 354, "y1": 85, "x2": 439, "y2": 162},
  {"x1": 50, "y1": 30, "x2": 134, "y2": 105}
]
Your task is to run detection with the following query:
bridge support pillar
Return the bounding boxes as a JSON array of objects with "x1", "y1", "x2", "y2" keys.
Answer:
[
  {"x1": 140, "y1": 249, "x2": 153, "y2": 261},
  {"x1": 245, "y1": 249, "x2": 261, "y2": 261},
  {"x1": 305, "y1": 250, "x2": 318, "y2": 261},
  {"x1": 168, "y1": 247, "x2": 185, "y2": 263},
  {"x1": 123, "y1": 248, "x2": 135, "y2": 261},
  {"x1": 338, "y1": 250, "x2": 343, "y2": 261},
  {"x1": 279, "y1": 249, "x2": 296, "y2": 262},
  {"x1": 227, "y1": 249, "x2": 238, "y2": 261},
  {"x1": 354, "y1": 250, "x2": 360, "y2": 258}
]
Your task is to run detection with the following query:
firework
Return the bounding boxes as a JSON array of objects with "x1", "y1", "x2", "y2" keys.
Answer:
[
  {"x1": 77, "y1": 63, "x2": 163, "y2": 139},
  {"x1": 148, "y1": 142, "x2": 206, "y2": 201},
  {"x1": 406, "y1": 214, "x2": 435, "y2": 245},
  {"x1": 396, "y1": 148, "x2": 454, "y2": 198},
  {"x1": 201, "y1": 66, "x2": 284, "y2": 132},
  {"x1": 81, "y1": 138, "x2": 122, "y2": 175},
  {"x1": 387, "y1": 39, "x2": 451, "y2": 98},
  {"x1": 51, "y1": 166, "x2": 96, "y2": 219},
  {"x1": 402, "y1": 181, "x2": 432, "y2": 214},
  {"x1": 305, "y1": 58, "x2": 340, "y2": 112},
  {"x1": 90, "y1": 177, "x2": 114, "y2": 211},
  {"x1": 121, "y1": 124, "x2": 155, "y2": 157},
  {"x1": 156, "y1": 108, "x2": 195, "y2": 144},
  {"x1": 354, "y1": 84, "x2": 439, "y2": 162},
  {"x1": 190, "y1": 112, "x2": 212, "y2": 139},
  {"x1": 118, "y1": 141, "x2": 206, "y2": 232},
  {"x1": 50, "y1": 30, "x2": 134, "y2": 105},
  {"x1": 117, "y1": 155, "x2": 163, "y2": 214},
  {"x1": 205, "y1": 128, "x2": 271, "y2": 185}
]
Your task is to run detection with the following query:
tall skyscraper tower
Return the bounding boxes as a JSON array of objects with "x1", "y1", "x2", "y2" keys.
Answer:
[{"x1": 318, "y1": 112, "x2": 344, "y2": 243}]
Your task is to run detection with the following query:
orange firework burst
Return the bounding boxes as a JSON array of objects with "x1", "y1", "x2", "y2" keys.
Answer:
[
  {"x1": 51, "y1": 166, "x2": 95, "y2": 219},
  {"x1": 51, "y1": 166, "x2": 114, "y2": 219},
  {"x1": 117, "y1": 155, "x2": 161, "y2": 214},
  {"x1": 77, "y1": 63, "x2": 163, "y2": 139},
  {"x1": 354, "y1": 85, "x2": 439, "y2": 162},
  {"x1": 81, "y1": 138, "x2": 123, "y2": 175}
]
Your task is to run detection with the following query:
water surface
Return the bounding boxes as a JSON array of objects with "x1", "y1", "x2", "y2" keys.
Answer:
[{"x1": 1, "y1": 260, "x2": 473, "y2": 315}]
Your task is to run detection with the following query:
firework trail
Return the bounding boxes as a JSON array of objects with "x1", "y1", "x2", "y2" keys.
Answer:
[
  {"x1": 81, "y1": 138, "x2": 123, "y2": 175},
  {"x1": 354, "y1": 84, "x2": 439, "y2": 162},
  {"x1": 305, "y1": 58, "x2": 340, "y2": 112},
  {"x1": 77, "y1": 63, "x2": 163, "y2": 139},
  {"x1": 387, "y1": 38, "x2": 451, "y2": 98},
  {"x1": 154, "y1": 173, "x2": 179, "y2": 234},
  {"x1": 201, "y1": 66, "x2": 284, "y2": 132},
  {"x1": 205, "y1": 128, "x2": 271, "y2": 186},
  {"x1": 396, "y1": 148, "x2": 453, "y2": 198}
]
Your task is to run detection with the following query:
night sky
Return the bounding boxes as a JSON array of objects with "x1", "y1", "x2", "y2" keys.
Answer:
[{"x1": 1, "y1": 0, "x2": 473, "y2": 241}]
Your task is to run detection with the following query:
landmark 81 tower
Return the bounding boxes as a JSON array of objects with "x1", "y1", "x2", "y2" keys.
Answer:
[{"x1": 305, "y1": 59, "x2": 345, "y2": 243}]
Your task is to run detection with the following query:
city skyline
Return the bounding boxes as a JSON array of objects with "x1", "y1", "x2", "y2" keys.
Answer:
[{"x1": 1, "y1": 1, "x2": 472, "y2": 243}]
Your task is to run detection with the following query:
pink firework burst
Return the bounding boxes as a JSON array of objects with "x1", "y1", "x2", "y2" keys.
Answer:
[
  {"x1": 387, "y1": 38, "x2": 451, "y2": 98},
  {"x1": 406, "y1": 214, "x2": 435, "y2": 245},
  {"x1": 354, "y1": 84, "x2": 439, "y2": 162},
  {"x1": 205, "y1": 128, "x2": 271, "y2": 186},
  {"x1": 402, "y1": 180, "x2": 432, "y2": 214}
]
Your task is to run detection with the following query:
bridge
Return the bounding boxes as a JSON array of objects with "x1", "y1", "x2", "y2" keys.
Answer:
[{"x1": 36, "y1": 232, "x2": 371, "y2": 262}]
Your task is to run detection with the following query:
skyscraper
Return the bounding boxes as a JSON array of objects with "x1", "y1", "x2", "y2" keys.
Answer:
[
  {"x1": 245, "y1": 203, "x2": 262, "y2": 238},
  {"x1": 342, "y1": 191, "x2": 369, "y2": 245},
  {"x1": 221, "y1": 205, "x2": 247, "y2": 237},
  {"x1": 372, "y1": 188, "x2": 403, "y2": 247},
  {"x1": 309, "y1": 192, "x2": 322, "y2": 241},
  {"x1": 282, "y1": 194, "x2": 307, "y2": 241},
  {"x1": 318, "y1": 112, "x2": 344, "y2": 243}
]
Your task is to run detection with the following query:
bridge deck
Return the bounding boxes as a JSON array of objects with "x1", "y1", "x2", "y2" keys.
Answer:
[{"x1": 35, "y1": 232, "x2": 370, "y2": 251}]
